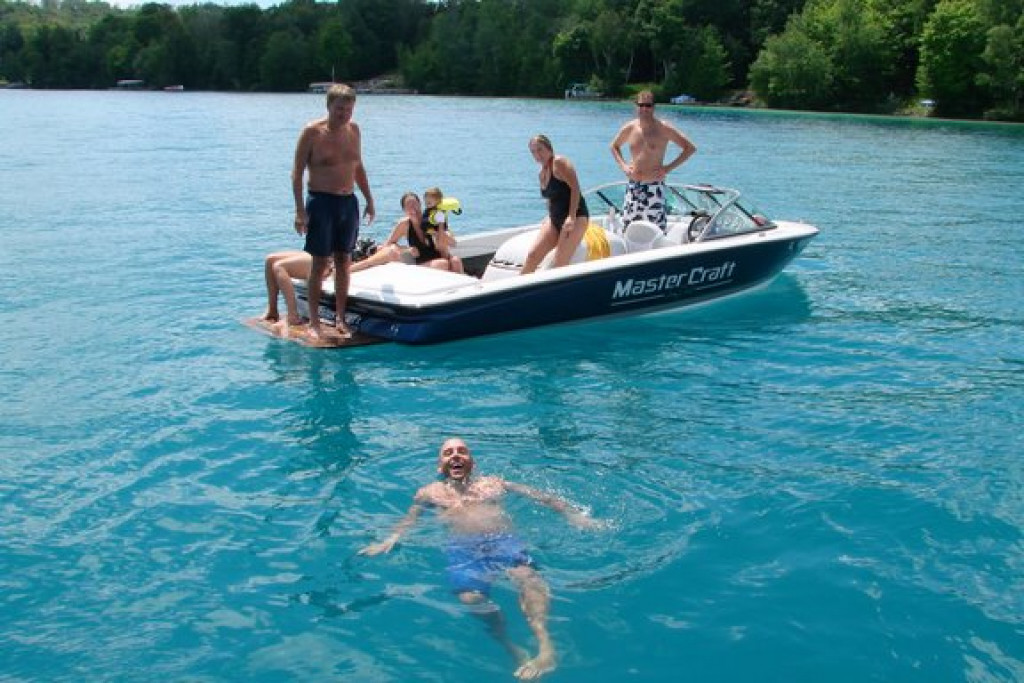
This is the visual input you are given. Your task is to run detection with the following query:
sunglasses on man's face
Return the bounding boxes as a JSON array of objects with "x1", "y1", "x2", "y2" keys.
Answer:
[{"x1": 636, "y1": 102, "x2": 654, "y2": 108}]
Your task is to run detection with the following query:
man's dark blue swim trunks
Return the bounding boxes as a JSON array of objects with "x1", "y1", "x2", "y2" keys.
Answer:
[
  {"x1": 304, "y1": 191, "x2": 359, "y2": 257},
  {"x1": 445, "y1": 533, "x2": 534, "y2": 596}
]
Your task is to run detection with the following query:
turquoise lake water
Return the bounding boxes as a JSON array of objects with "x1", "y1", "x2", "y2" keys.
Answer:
[{"x1": 1, "y1": 91, "x2": 1022, "y2": 682}]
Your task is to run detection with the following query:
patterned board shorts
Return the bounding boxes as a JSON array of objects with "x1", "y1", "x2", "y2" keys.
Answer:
[{"x1": 622, "y1": 181, "x2": 667, "y2": 233}]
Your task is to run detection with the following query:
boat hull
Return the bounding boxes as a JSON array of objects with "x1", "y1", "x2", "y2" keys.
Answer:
[{"x1": 305, "y1": 233, "x2": 812, "y2": 345}]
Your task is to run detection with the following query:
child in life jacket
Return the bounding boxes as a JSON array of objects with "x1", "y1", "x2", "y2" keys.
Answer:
[{"x1": 420, "y1": 186, "x2": 464, "y2": 273}]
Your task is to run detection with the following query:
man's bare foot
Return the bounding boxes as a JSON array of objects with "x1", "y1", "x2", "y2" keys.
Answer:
[
  {"x1": 303, "y1": 325, "x2": 335, "y2": 347},
  {"x1": 514, "y1": 652, "x2": 555, "y2": 680},
  {"x1": 334, "y1": 322, "x2": 353, "y2": 340},
  {"x1": 286, "y1": 314, "x2": 303, "y2": 326},
  {"x1": 260, "y1": 310, "x2": 280, "y2": 323}
]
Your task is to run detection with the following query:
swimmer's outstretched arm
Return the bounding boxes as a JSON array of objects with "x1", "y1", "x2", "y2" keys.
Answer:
[
  {"x1": 359, "y1": 495, "x2": 426, "y2": 556},
  {"x1": 503, "y1": 481, "x2": 604, "y2": 530}
]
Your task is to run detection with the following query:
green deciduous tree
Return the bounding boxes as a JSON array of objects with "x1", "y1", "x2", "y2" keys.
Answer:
[
  {"x1": 0, "y1": 0, "x2": 1016, "y2": 119},
  {"x1": 315, "y1": 17, "x2": 352, "y2": 84},
  {"x1": 749, "y1": 20, "x2": 833, "y2": 108},
  {"x1": 260, "y1": 28, "x2": 307, "y2": 91},
  {"x1": 801, "y1": 0, "x2": 893, "y2": 109},
  {"x1": 750, "y1": 0, "x2": 807, "y2": 46},
  {"x1": 1, "y1": 21, "x2": 28, "y2": 82},
  {"x1": 473, "y1": 0, "x2": 518, "y2": 94},
  {"x1": 916, "y1": 0, "x2": 988, "y2": 116},
  {"x1": 686, "y1": 26, "x2": 731, "y2": 101},
  {"x1": 977, "y1": 21, "x2": 1023, "y2": 119}
]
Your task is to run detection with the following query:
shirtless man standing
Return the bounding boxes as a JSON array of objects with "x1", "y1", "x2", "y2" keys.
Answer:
[
  {"x1": 360, "y1": 437, "x2": 602, "y2": 681},
  {"x1": 292, "y1": 83, "x2": 375, "y2": 340},
  {"x1": 609, "y1": 89, "x2": 697, "y2": 232}
]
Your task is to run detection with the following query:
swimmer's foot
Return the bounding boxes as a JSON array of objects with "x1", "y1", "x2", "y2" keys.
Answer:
[
  {"x1": 260, "y1": 309, "x2": 280, "y2": 323},
  {"x1": 514, "y1": 652, "x2": 555, "y2": 680},
  {"x1": 286, "y1": 314, "x2": 303, "y2": 326},
  {"x1": 509, "y1": 644, "x2": 530, "y2": 667},
  {"x1": 334, "y1": 322, "x2": 353, "y2": 340}
]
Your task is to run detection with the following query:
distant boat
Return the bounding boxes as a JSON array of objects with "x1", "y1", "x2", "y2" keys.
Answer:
[
  {"x1": 308, "y1": 81, "x2": 334, "y2": 94},
  {"x1": 565, "y1": 82, "x2": 602, "y2": 99},
  {"x1": 115, "y1": 79, "x2": 145, "y2": 90},
  {"x1": 163, "y1": 85, "x2": 184, "y2": 92}
]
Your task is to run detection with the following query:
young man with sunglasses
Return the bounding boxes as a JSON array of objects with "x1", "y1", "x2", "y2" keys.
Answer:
[{"x1": 609, "y1": 89, "x2": 697, "y2": 233}]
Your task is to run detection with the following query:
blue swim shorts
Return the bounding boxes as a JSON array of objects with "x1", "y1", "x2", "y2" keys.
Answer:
[
  {"x1": 444, "y1": 533, "x2": 534, "y2": 596},
  {"x1": 304, "y1": 191, "x2": 360, "y2": 257}
]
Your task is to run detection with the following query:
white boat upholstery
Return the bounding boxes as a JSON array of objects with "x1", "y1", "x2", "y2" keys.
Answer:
[
  {"x1": 666, "y1": 218, "x2": 691, "y2": 244},
  {"x1": 349, "y1": 262, "x2": 479, "y2": 297},
  {"x1": 624, "y1": 220, "x2": 674, "y2": 252},
  {"x1": 481, "y1": 227, "x2": 628, "y2": 281}
]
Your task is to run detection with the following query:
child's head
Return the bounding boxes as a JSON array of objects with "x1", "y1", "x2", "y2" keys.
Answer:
[{"x1": 424, "y1": 187, "x2": 443, "y2": 208}]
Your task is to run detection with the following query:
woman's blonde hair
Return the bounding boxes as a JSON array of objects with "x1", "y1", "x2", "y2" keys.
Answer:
[{"x1": 529, "y1": 134, "x2": 553, "y2": 152}]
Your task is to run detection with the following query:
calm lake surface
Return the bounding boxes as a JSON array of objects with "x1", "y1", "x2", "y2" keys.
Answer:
[{"x1": 1, "y1": 91, "x2": 1022, "y2": 682}]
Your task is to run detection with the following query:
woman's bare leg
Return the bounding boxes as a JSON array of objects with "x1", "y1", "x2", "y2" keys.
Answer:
[
  {"x1": 261, "y1": 252, "x2": 286, "y2": 321},
  {"x1": 551, "y1": 216, "x2": 589, "y2": 268},
  {"x1": 273, "y1": 261, "x2": 307, "y2": 326},
  {"x1": 520, "y1": 221, "x2": 558, "y2": 275},
  {"x1": 350, "y1": 244, "x2": 402, "y2": 273}
]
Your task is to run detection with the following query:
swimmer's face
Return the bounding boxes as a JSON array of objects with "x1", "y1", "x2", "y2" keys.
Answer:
[
  {"x1": 424, "y1": 193, "x2": 442, "y2": 209},
  {"x1": 438, "y1": 439, "x2": 474, "y2": 481}
]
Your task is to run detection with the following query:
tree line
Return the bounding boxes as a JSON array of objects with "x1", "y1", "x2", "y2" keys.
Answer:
[{"x1": 1, "y1": 0, "x2": 1021, "y2": 121}]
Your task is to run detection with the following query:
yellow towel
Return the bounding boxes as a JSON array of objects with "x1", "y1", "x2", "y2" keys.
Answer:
[{"x1": 584, "y1": 224, "x2": 610, "y2": 260}]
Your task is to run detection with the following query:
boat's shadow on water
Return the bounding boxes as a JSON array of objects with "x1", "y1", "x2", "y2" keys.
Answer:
[
  {"x1": 253, "y1": 274, "x2": 812, "y2": 461},
  {"x1": 253, "y1": 272, "x2": 813, "y2": 463}
]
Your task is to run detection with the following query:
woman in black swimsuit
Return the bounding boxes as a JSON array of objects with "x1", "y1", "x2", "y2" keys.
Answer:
[
  {"x1": 350, "y1": 191, "x2": 463, "y2": 274},
  {"x1": 521, "y1": 134, "x2": 590, "y2": 275}
]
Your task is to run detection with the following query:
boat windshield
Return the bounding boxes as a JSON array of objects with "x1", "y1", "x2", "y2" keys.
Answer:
[{"x1": 585, "y1": 182, "x2": 774, "y2": 241}]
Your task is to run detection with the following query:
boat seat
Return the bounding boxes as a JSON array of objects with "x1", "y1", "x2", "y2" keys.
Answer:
[
  {"x1": 481, "y1": 225, "x2": 628, "y2": 281},
  {"x1": 666, "y1": 219, "x2": 690, "y2": 244},
  {"x1": 349, "y1": 262, "x2": 479, "y2": 297},
  {"x1": 603, "y1": 208, "x2": 624, "y2": 235},
  {"x1": 624, "y1": 220, "x2": 673, "y2": 253}
]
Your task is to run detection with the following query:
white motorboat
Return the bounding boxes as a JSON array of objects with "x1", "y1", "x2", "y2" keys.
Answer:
[{"x1": 297, "y1": 181, "x2": 819, "y2": 345}]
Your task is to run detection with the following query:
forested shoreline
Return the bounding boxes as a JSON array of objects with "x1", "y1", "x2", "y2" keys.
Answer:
[{"x1": 1, "y1": 0, "x2": 1021, "y2": 121}]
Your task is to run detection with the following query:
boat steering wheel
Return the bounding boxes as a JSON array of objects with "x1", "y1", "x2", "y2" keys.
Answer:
[{"x1": 687, "y1": 212, "x2": 710, "y2": 242}]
